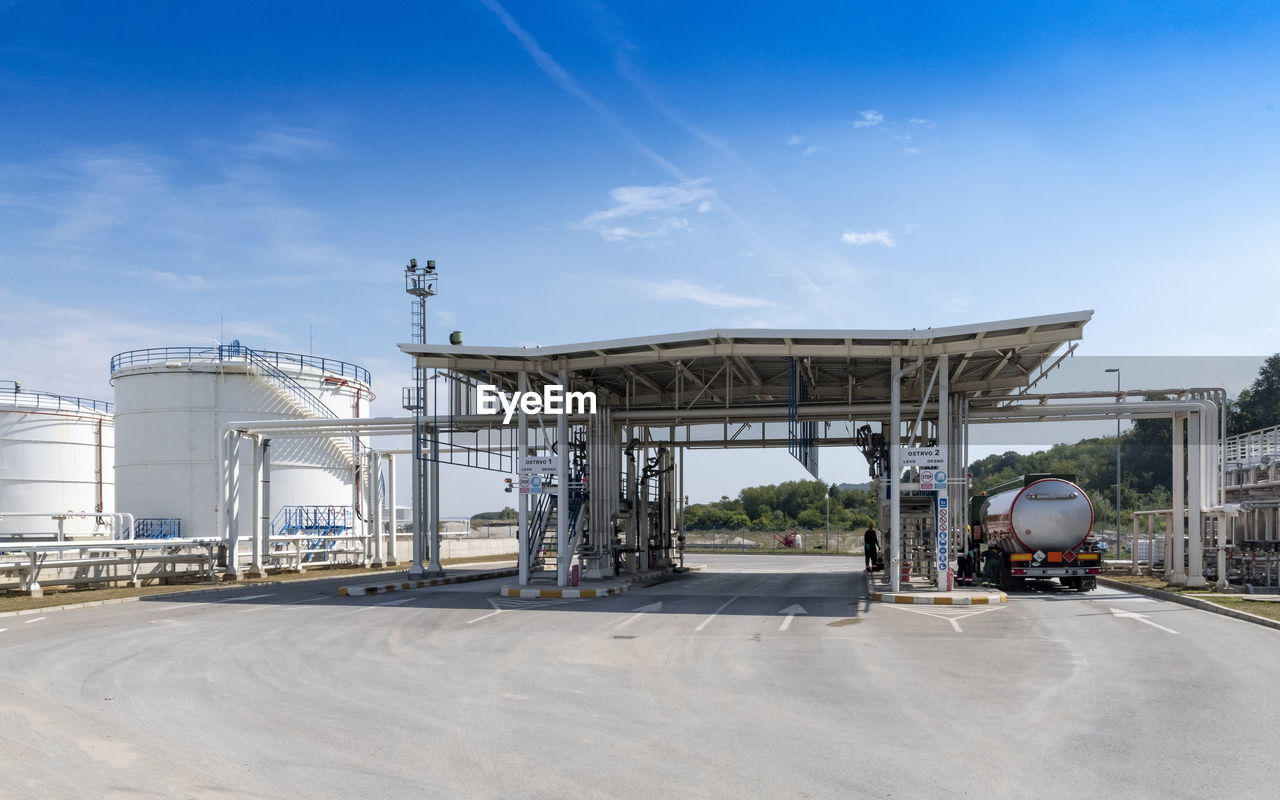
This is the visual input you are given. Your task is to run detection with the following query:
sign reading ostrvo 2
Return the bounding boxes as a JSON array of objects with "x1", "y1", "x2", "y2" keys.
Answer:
[
  {"x1": 477, "y1": 385, "x2": 597, "y2": 425},
  {"x1": 901, "y1": 446, "x2": 946, "y2": 468}
]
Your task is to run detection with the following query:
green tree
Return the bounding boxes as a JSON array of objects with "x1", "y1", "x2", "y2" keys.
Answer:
[{"x1": 1229, "y1": 354, "x2": 1280, "y2": 434}]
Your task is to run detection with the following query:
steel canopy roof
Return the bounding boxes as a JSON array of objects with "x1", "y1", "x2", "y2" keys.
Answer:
[{"x1": 399, "y1": 310, "x2": 1092, "y2": 412}]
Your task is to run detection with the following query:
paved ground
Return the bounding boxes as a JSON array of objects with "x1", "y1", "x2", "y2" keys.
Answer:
[{"x1": 1, "y1": 554, "x2": 1277, "y2": 799}]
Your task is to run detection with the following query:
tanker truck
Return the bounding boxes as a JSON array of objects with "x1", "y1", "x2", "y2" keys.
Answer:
[{"x1": 969, "y1": 474, "x2": 1102, "y2": 591}]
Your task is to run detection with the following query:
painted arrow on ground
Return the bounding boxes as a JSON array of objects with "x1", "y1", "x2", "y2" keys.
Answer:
[
  {"x1": 1109, "y1": 606, "x2": 1178, "y2": 634},
  {"x1": 778, "y1": 603, "x2": 807, "y2": 631},
  {"x1": 618, "y1": 601, "x2": 664, "y2": 628}
]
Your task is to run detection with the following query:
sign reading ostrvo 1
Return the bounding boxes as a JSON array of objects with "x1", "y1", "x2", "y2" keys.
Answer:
[
  {"x1": 901, "y1": 446, "x2": 947, "y2": 468},
  {"x1": 517, "y1": 456, "x2": 557, "y2": 475}
]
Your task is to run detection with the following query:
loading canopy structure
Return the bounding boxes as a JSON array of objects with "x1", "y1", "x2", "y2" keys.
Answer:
[{"x1": 400, "y1": 311, "x2": 1093, "y2": 591}]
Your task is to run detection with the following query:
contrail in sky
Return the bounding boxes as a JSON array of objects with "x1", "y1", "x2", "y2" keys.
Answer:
[{"x1": 479, "y1": 0, "x2": 842, "y2": 326}]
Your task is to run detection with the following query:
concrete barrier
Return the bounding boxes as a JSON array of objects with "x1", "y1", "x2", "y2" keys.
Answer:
[{"x1": 391, "y1": 535, "x2": 518, "y2": 563}]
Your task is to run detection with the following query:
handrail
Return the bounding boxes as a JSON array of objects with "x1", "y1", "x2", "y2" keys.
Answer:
[
  {"x1": 0, "y1": 381, "x2": 113, "y2": 414},
  {"x1": 1223, "y1": 423, "x2": 1280, "y2": 469},
  {"x1": 130, "y1": 518, "x2": 182, "y2": 539},
  {"x1": 243, "y1": 349, "x2": 337, "y2": 421},
  {"x1": 109, "y1": 345, "x2": 371, "y2": 385},
  {"x1": 271, "y1": 505, "x2": 353, "y2": 535}
]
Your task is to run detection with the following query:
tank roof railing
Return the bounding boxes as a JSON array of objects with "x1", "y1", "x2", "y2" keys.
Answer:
[
  {"x1": 109, "y1": 345, "x2": 372, "y2": 386},
  {"x1": 0, "y1": 380, "x2": 113, "y2": 414}
]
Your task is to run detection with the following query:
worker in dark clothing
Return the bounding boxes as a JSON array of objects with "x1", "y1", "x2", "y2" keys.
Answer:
[
  {"x1": 956, "y1": 548, "x2": 974, "y2": 586},
  {"x1": 981, "y1": 544, "x2": 1003, "y2": 587},
  {"x1": 863, "y1": 526, "x2": 879, "y2": 571}
]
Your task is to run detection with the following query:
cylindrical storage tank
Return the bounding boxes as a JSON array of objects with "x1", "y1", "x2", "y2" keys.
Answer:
[
  {"x1": 981, "y1": 477, "x2": 1093, "y2": 554},
  {"x1": 0, "y1": 381, "x2": 114, "y2": 536},
  {"x1": 110, "y1": 345, "x2": 371, "y2": 542}
]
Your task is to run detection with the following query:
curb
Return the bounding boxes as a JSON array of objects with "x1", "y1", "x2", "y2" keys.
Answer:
[
  {"x1": 499, "y1": 567, "x2": 673, "y2": 600},
  {"x1": 1099, "y1": 577, "x2": 1280, "y2": 633},
  {"x1": 339, "y1": 568, "x2": 518, "y2": 597},
  {"x1": 870, "y1": 591, "x2": 1006, "y2": 605},
  {"x1": 0, "y1": 567, "x2": 417, "y2": 619},
  {"x1": 500, "y1": 583, "x2": 632, "y2": 600}
]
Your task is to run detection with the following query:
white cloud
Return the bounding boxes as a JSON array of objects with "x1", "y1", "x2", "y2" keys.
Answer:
[
  {"x1": 787, "y1": 134, "x2": 805, "y2": 146},
  {"x1": 841, "y1": 230, "x2": 896, "y2": 247},
  {"x1": 0, "y1": 289, "x2": 286, "y2": 400},
  {"x1": 3, "y1": 132, "x2": 357, "y2": 279},
  {"x1": 147, "y1": 271, "x2": 211, "y2": 292},
  {"x1": 853, "y1": 110, "x2": 883, "y2": 128},
  {"x1": 642, "y1": 278, "x2": 772, "y2": 308},
  {"x1": 902, "y1": 147, "x2": 919, "y2": 155},
  {"x1": 575, "y1": 179, "x2": 715, "y2": 242},
  {"x1": 240, "y1": 128, "x2": 337, "y2": 161},
  {"x1": 802, "y1": 144, "x2": 827, "y2": 157},
  {"x1": 909, "y1": 118, "x2": 936, "y2": 128}
]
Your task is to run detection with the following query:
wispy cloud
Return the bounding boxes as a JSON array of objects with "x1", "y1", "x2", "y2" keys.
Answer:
[
  {"x1": 478, "y1": 0, "x2": 682, "y2": 176},
  {"x1": 842, "y1": 230, "x2": 896, "y2": 247},
  {"x1": 240, "y1": 128, "x2": 337, "y2": 161},
  {"x1": 853, "y1": 110, "x2": 884, "y2": 128},
  {"x1": 641, "y1": 278, "x2": 772, "y2": 308},
  {"x1": 909, "y1": 118, "x2": 935, "y2": 128},
  {"x1": 0, "y1": 289, "x2": 286, "y2": 399},
  {"x1": 802, "y1": 144, "x2": 827, "y2": 157},
  {"x1": 575, "y1": 179, "x2": 716, "y2": 242},
  {"x1": 902, "y1": 147, "x2": 919, "y2": 155},
  {"x1": 143, "y1": 270, "x2": 211, "y2": 292},
  {"x1": 787, "y1": 134, "x2": 805, "y2": 146},
  {"x1": 3, "y1": 129, "x2": 357, "y2": 279},
  {"x1": 484, "y1": 0, "x2": 843, "y2": 324}
]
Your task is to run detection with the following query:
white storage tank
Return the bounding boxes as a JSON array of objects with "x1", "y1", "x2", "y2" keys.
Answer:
[
  {"x1": 0, "y1": 381, "x2": 114, "y2": 536},
  {"x1": 110, "y1": 344, "x2": 371, "y2": 542}
]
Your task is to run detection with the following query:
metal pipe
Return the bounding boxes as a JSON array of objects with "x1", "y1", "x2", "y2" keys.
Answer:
[
  {"x1": 890, "y1": 355, "x2": 901, "y2": 593},
  {"x1": 260, "y1": 439, "x2": 271, "y2": 574},
  {"x1": 937, "y1": 354, "x2": 948, "y2": 591},
  {"x1": 556, "y1": 366, "x2": 570, "y2": 587},
  {"x1": 518, "y1": 371, "x2": 529, "y2": 586},
  {"x1": 1171, "y1": 413, "x2": 1186, "y2": 585},
  {"x1": 385, "y1": 453, "x2": 398, "y2": 565}
]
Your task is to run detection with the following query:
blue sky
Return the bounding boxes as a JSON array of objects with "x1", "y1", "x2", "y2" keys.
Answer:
[{"x1": 3, "y1": 1, "x2": 1278, "y2": 513}]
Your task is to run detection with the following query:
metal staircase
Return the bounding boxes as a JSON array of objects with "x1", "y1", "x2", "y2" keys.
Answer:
[
  {"x1": 130, "y1": 518, "x2": 181, "y2": 539},
  {"x1": 237, "y1": 345, "x2": 358, "y2": 465},
  {"x1": 526, "y1": 469, "x2": 589, "y2": 574},
  {"x1": 272, "y1": 505, "x2": 353, "y2": 562}
]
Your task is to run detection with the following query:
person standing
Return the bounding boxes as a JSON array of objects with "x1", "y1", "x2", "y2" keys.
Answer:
[
  {"x1": 863, "y1": 526, "x2": 880, "y2": 571},
  {"x1": 956, "y1": 548, "x2": 974, "y2": 586},
  {"x1": 981, "y1": 544, "x2": 1003, "y2": 587}
]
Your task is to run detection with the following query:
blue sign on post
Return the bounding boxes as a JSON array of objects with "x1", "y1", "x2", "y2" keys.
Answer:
[{"x1": 529, "y1": 475, "x2": 543, "y2": 495}]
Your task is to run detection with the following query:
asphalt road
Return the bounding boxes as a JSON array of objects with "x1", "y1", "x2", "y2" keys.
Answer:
[{"x1": 1, "y1": 554, "x2": 1276, "y2": 799}]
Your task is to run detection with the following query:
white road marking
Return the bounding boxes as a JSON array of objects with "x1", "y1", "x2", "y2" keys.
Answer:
[
  {"x1": 778, "y1": 603, "x2": 807, "y2": 631},
  {"x1": 376, "y1": 597, "x2": 414, "y2": 607},
  {"x1": 885, "y1": 604, "x2": 1006, "y2": 632},
  {"x1": 467, "y1": 609, "x2": 503, "y2": 624},
  {"x1": 24, "y1": 617, "x2": 46, "y2": 624},
  {"x1": 236, "y1": 595, "x2": 326, "y2": 613},
  {"x1": 619, "y1": 601, "x2": 663, "y2": 628},
  {"x1": 216, "y1": 593, "x2": 275, "y2": 603},
  {"x1": 695, "y1": 595, "x2": 740, "y2": 631},
  {"x1": 0, "y1": 628, "x2": 7, "y2": 633},
  {"x1": 1109, "y1": 606, "x2": 1178, "y2": 634}
]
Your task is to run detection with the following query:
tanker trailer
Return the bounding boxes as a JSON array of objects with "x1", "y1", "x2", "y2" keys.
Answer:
[{"x1": 971, "y1": 475, "x2": 1102, "y2": 591}]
